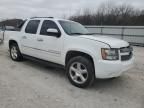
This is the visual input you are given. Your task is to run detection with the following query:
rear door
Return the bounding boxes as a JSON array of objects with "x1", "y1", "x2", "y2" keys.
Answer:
[{"x1": 21, "y1": 20, "x2": 40, "y2": 57}]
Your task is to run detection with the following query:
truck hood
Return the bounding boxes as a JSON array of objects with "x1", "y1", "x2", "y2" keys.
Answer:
[{"x1": 80, "y1": 35, "x2": 129, "y2": 48}]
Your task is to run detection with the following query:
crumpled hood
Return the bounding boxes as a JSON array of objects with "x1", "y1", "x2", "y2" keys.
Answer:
[{"x1": 80, "y1": 35, "x2": 129, "y2": 48}]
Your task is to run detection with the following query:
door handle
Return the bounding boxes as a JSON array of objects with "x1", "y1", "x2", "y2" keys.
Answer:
[
  {"x1": 22, "y1": 36, "x2": 27, "y2": 39},
  {"x1": 37, "y1": 38, "x2": 43, "y2": 42}
]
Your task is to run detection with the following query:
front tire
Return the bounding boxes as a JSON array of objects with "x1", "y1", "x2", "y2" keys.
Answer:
[
  {"x1": 10, "y1": 43, "x2": 23, "y2": 61},
  {"x1": 66, "y1": 56, "x2": 95, "y2": 88}
]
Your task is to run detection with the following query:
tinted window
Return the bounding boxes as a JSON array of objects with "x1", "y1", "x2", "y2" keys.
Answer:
[
  {"x1": 25, "y1": 20, "x2": 40, "y2": 34},
  {"x1": 40, "y1": 20, "x2": 60, "y2": 36},
  {"x1": 18, "y1": 20, "x2": 27, "y2": 30}
]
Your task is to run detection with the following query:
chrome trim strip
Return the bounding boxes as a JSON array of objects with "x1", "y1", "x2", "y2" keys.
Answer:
[{"x1": 22, "y1": 45, "x2": 61, "y2": 55}]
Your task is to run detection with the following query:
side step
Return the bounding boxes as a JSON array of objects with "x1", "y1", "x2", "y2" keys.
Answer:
[{"x1": 22, "y1": 54, "x2": 65, "y2": 69}]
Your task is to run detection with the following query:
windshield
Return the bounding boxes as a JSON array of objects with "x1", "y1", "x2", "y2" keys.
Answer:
[{"x1": 59, "y1": 20, "x2": 90, "y2": 35}]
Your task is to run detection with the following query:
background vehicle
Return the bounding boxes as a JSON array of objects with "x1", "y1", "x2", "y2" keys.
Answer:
[
  {"x1": 0, "y1": 27, "x2": 4, "y2": 43},
  {"x1": 3, "y1": 17, "x2": 134, "y2": 88},
  {"x1": 0, "y1": 26, "x2": 16, "y2": 43}
]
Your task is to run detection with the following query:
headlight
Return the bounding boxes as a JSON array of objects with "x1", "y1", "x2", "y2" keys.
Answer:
[{"x1": 101, "y1": 48, "x2": 119, "y2": 60}]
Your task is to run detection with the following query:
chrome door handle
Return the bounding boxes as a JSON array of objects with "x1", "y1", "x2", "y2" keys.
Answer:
[
  {"x1": 37, "y1": 38, "x2": 43, "y2": 42},
  {"x1": 22, "y1": 36, "x2": 27, "y2": 39}
]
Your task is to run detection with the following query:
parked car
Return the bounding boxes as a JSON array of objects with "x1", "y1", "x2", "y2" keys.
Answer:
[
  {"x1": 0, "y1": 26, "x2": 16, "y2": 43},
  {"x1": 0, "y1": 27, "x2": 4, "y2": 42},
  {"x1": 3, "y1": 17, "x2": 134, "y2": 88}
]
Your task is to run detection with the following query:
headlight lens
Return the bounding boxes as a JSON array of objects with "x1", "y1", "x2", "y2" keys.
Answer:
[{"x1": 101, "y1": 48, "x2": 119, "y2": 60}]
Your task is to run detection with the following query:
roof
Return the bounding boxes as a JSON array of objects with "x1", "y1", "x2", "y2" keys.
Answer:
[{"x1": 28, "y1": 17, "x2": 74, "y2": 22}]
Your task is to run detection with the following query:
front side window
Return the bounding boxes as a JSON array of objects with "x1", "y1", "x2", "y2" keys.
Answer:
[
  {"x1": 25, "y1": 20, "x2": 40, "y2": 34},
  {"x1": 59, "y1": 20, "x2": 89, "y2": 35},
  {"x1": 40, "y1": 20, "x2": 60, "y2": 36}
]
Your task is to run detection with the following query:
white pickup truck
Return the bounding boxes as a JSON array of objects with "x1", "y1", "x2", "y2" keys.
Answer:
[{"x1": 3, "y1": 17, "x2": 134, "y2": 88}]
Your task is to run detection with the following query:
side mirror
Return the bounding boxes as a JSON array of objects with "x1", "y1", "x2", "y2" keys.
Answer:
[
  {"x1": 46, "y1": 28, "x2": 61, "y2": 37},
  {"x1": 47, "y1": 28, "x2": 61, "y2": 38},
  {"x1": 47, "y1": 28, "x2": 58, "y2": 33}
]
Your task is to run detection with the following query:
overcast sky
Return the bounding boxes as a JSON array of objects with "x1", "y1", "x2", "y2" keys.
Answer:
[{"x1": 0, "y1": 0, "x2": 144, "y2": 20}]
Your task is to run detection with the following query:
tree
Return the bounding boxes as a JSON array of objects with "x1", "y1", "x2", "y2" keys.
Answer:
[{"x1": 69, "y1": 3, "x2": 144, "y2": 26}]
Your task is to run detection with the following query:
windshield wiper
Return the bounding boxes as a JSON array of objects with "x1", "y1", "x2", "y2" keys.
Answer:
[
  {"x1": 69, "y1": 33, "x2": 95, "y2": 35},
  {"x1": 69, "y1": 33, "x2": 84, "y2": 35},
  {"x1": 83, "y1": 33, "x2": 96, "y2": 35}
]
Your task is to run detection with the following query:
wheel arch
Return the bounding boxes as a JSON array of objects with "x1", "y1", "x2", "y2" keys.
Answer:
[
  {"x1": 65, "y1": 50, "x2": 95, "y2": 70},
  {"x1": 9, "y1": 40, "x2": 18, "y2": 48}
]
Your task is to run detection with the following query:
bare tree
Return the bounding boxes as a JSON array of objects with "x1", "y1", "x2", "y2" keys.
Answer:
[{"x1": 69, "y1": 3, "x2": 144, "y2": 26}]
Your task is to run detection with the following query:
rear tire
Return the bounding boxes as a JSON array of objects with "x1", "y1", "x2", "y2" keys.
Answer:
[
  {"x1": 10, "y1": 43, "x2": 23, "y2": 61},
  {"x1": 66, "y1": 56, "x2": 95, "y2": 88}
]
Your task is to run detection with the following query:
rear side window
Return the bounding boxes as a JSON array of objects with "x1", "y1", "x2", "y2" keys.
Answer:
[
  {"x1": 40, "y1": 20, "x2": 60, "y2": 36},
  {"x1": 25, "y1": 20, "x2": 40, "y2": 34}
]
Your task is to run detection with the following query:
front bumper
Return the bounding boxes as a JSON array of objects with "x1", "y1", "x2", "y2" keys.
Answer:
[{"x1": 94, "y1": 56, "x2": 134, "y2": 79}]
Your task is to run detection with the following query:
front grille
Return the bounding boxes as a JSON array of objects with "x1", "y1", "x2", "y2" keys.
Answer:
[
  {"x1": 121, "y1": 52, "x2": 133, "y2": 61},
  {"x1": 120, "y1": 46, "x2": 133, "y2": 61}
]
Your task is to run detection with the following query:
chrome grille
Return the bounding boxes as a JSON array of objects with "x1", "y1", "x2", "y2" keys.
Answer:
[
  {"x1": 120, "y1": 46, "x2": 133, "y2": 53},
  {"x1": 120, "y1": 46, "x2": 133, "y2": 61}
]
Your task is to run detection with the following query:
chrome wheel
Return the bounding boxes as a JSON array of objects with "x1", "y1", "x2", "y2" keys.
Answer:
[
  {"x1": 69, "y1": 62, "x2": 88, "y2": 84},
  {"x1": 11, "y1": 46, "x2": 18, "y2": 59}
]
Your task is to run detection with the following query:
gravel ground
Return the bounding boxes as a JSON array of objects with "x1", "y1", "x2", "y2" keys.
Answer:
[{"x1": 0, "y1": 44, "x2": 144, "y2": 108}]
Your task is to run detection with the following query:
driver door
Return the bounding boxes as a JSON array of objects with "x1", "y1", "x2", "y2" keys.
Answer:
[{"x1": 36, "y1": 20, "x2": 63, "y2": 64}]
